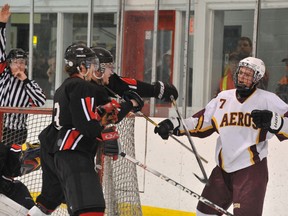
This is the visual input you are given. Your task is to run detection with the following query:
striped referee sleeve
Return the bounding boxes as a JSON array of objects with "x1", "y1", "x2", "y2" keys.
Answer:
[
  {"x1": 24, "y1": 79, "x2": 46, "y2": 106},
  {"x1": 0, "y1": 22, "x2": 7, "y2": 63}
]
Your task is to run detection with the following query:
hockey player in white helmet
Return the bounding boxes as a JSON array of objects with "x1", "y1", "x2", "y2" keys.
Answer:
[{"x1": 154, "y1": 56, "x2": 288, "y2": 215}]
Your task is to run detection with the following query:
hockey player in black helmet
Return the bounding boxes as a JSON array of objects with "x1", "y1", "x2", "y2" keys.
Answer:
[
  {"x1": 28, "y1": 44, "x2": 144, "y2": 216},
  {"x1": 63, "y1": 43, "x2": 99, "y2": 78},
  {"x1": 90, "y1": 46, "x2": 179, "y2": 102}
]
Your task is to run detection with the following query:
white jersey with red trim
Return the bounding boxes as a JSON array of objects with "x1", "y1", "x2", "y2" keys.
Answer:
[{"x1": 182, "y1": 88, "x2": 288, "y2": 173}]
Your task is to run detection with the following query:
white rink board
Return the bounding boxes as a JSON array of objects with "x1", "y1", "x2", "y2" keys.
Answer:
[{"x1": 134, "y1": 116, "x2": 288, "y2": 216}]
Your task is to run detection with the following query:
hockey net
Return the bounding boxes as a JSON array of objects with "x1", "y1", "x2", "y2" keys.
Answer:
[{"x1": 0, "y1": 107, "x2": 142, "y2": 216}]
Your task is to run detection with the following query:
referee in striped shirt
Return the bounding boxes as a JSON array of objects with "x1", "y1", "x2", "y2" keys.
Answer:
[
  {"x1": 0, "y1": 4, "x2": 46, "y2": 211},
  {"x1": 0, "y1": 2, "x2": 46, "y2": 175},
  {"x1": 0, "y1": 20, "x2": 46, "y2": 148}
]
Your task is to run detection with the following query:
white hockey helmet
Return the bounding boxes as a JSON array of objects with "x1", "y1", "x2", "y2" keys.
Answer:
[{"x1": 237, "y1": 57, "x2": 266, "y2": 85}]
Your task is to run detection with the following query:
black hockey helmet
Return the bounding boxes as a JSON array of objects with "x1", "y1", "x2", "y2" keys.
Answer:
[
  {"x1": 6, "y1": 48, "x2": 28, "y2": 63},
  {"x1": 90, "y1": 47, "x2": 114, "y2": 73},
  {"x1": 64, "y1": 44, "x2": 99, "y2": 75}
]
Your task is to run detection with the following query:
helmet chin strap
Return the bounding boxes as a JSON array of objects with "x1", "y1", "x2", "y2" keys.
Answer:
[
  {"x1": 93, "y1": 71, "x2": 104, "y2": 80},
  {"x1": 81, "y1": 70, "x2": 90, "y2": 80},
  {"x1": 92, "y1": 72, "x2": 105, "y2": 85}
]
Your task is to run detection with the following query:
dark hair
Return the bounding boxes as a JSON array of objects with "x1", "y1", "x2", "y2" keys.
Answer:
[{"x1": 238, "y1": 37, "x2": 252, "y2": 48}]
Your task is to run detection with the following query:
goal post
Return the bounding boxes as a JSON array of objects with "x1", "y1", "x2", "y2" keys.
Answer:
[{"x1": 0, "y1": 107, "x2": 142, "y2": 216}]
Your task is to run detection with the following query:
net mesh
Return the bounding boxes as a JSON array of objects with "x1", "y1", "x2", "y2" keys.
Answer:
[
  {"x1": 0, "y1": 107, "x2": 142, "y2": 216},
  {"x1": 102, "y1": 117, "x2": 142, "y2": 216}
]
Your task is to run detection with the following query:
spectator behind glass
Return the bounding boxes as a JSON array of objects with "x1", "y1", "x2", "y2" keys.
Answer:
[
  {"x1": 46, "y1": 54, "x2": 56, "y2": 98},
  {"x1": 275, "y1": 57, "x2": 288, "y2": 103},
  {"x1": 236, "y1": 36, "x2": 252, "y2": 58},
  {"x1": 236, "y1": 36, "x2": 269, "y2": 90},
  {"x1": 33, "y1": 51, "x2": 50, "y2": 97},
  {"x1": 217, "y1": 37, "x2": 253, "y2": 94},
  {"x1": 158, "y1": 51, "x2": 172, "y2": 83},
  {"x1": 144, "y1": 50, "x2": 172, "y2": 84},
  {"x1": 218, "y1": 52, "x2": 242, "y2": 92}
]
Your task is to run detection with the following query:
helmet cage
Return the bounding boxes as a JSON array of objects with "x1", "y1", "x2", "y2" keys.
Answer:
[
  {"x1": 90, "y1": 47, "x2": 114, "y2": 73},
  {"x1": 234, "y1": 57, "x2": 265, "y2": 89},
  {"x1": 99, "y1": 62, "x2": 114, "y2": 74},
  {"x1": 85, "y1": 57, "x2": 100, "y2": 71}
]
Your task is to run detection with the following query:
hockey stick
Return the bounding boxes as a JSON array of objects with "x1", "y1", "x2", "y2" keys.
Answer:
[
  {"x1": 170, "y1": 96, "x2": 209, "y2": 184},
  {"x1": 104, "y1": 86, "x2": 208, "y2": 164},
  {"x1": 137, "y1": 112, "x2": 208, "y2": 164},
  {"x1": 120, "y1": 152, "x2": 233, "y2": 216}
]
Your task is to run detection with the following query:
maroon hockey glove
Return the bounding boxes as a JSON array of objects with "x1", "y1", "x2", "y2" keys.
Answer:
[
  {"x1": 101, "y1": 126, "x2": 120, "y2": 160},
  {"x1": 154, "y1": 81, "x2": 178, "y2": 102},
  {"x1": 96, "y1": 99, "x2": 121, "y2": 126}
]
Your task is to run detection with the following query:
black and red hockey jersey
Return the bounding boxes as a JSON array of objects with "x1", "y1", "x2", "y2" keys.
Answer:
[
  {"x1": 47, "y1": 76, "x2": 133, "y2": 155},
  {"x1": 107, "y1": 73, "x2": 156, "y2": 98}
]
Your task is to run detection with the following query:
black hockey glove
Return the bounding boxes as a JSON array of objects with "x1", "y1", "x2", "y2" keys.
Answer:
[
  {"x1": 154, "y1": 81, "x2": 178, "y2": 102},
  {"x1": 123, "y1": 90, "x2": 144, "y2": 112},
  {"x1": 0, "y1": 144, "x2": 8, "y2": 172},
  {"x1": 154, "y1": 117, "x2": 180, "y2": 140},
  {"x1": 101, "y1": 126, "x2": 120, "y2": 160},
  {"x1": 251, "y1": 110, "x2": 283, "y2": 134}
]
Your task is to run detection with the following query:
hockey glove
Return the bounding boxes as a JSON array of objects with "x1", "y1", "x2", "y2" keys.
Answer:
[
  {"x1": 20, "y1": 142, "x2": 41, "y2": 176},
  {"x1": 5, "y1": 144, "x2": 22, "y2": 177},
  {"x1": 101, "y1": 126, "x2": 120, "y2": 160},
  {"x1": 123, "y1": 90, "x2": 144, "y2": 112},
  {"x1": 96, "y1": 99, "x2": 121, "y2": 126},
  {"x1": 154, "y1": 117, "x2": 180, "y2": 140},
  {"x1": 251, "y1": 109, "x2": 283, "y2": 133},
  {"x1": 154, "y1": 81, "x2": 178, "y2": 102}
]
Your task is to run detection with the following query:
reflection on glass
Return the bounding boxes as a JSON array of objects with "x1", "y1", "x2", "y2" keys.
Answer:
[
  {"x1": 211, "y1": 10, "x2": 253, "y2": 98},
  {"x1": 32, "y1": 13, "x2": 57, "y2": 99},
  {"x1": 122, "y1": 10, "x2": 175, "y2": 117},
  {"x1": 258, "y1": 8, "x2": 288, "y2": 100},
  {"x1": 143, "y1": 30, "x2": 172, "y2": 84},
  {"x1": 9, "y1": 13, "x2": 57, "y2": 99},
  {"x1": 92, "y1": 13, "x2": 116, "y2": 55}
]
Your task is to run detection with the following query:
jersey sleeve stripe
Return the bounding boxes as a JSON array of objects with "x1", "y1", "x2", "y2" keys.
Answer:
[
  {"x1": 61, "y1": 129, "x2": 82, "y2": 150},
  {"x1": 10, "y1": 144, "x2": 22, "y2": 152},
  {"x1": 121, "y1": 77, "x2": 137, "y2": 86},
  {"x1": 81, "y1": 97, "x2": 96, "y2": 121},
  {"x1": 218, "y1": 149, "x2": 224, "y2": 170}
]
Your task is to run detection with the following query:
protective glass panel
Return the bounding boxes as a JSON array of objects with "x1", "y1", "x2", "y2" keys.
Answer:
[
  {"x1": 258, "y1": 7, "x2": 288, "y2": 103},
  {"x1": 6, "y1": 2, "x2": 57, "y2": 100},
  {"x1": 211, "y1": 10, "x2": 254, "y2": 98},
  {"x1": 32, "y1": 12, "x2": 57, "y2": 99},
  {"x1": 91, "y1": 13, "x2": 116, "y2": 58},
  {"x1": 122, "y1": 7, "x2": 177, "y2": 117}
]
